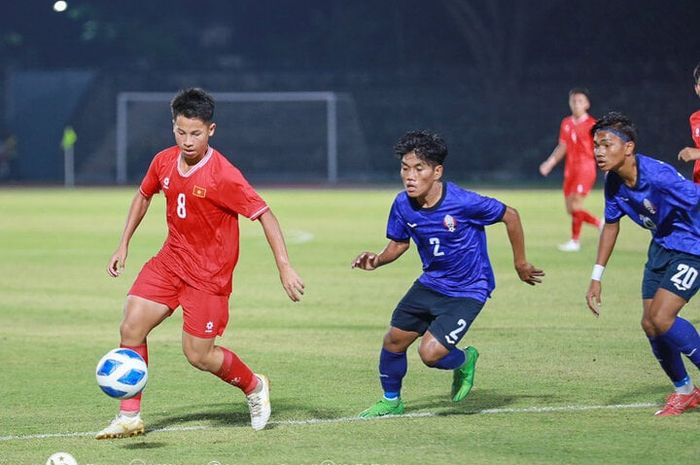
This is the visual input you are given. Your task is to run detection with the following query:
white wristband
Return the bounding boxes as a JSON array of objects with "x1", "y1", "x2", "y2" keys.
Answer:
[{"x1": 591, "y1": 264, "x2": 605, "y2": 281}]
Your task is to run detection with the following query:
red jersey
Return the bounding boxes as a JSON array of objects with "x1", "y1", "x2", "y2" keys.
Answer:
[
  {"x1": 139, "y1": 146, "x2": 269, "y2": 296},
  {"x1": 559, "y1": 115, "x2": 597, "y2": 180},
  {"x1": 690, "y1": 110, "x2": 700, "y2": 184}
]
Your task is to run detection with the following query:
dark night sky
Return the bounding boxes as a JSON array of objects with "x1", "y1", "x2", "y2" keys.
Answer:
[{"x1": 1, "y1": 0, "x2": 698, "y2": 72}]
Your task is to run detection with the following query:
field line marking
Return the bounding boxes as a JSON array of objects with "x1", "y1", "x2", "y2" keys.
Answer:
[{"x1": 0, "y1": 402, "x2": 658, "y2": 442}]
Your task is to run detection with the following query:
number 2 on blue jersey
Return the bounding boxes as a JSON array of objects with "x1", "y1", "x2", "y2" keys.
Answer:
[{"x1": 429, "y1": 237, "x2": 445, "y2": 257}]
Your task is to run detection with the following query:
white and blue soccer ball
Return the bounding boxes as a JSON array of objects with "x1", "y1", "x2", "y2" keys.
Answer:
[{"x1": 95, "y1": 348, "x2": 148, "y2": 399}]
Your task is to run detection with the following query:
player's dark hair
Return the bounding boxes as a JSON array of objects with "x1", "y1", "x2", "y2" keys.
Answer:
[
  {"x1": 171, "y1": 88, "x2": 215, "y2": 123},
  {"x1": 393, "y1": 130, "x2": 448, "y2": 167},
  {"x1": 591, "y1": 111, "x2": 637, "y2": 144},
  {"x1": 569, "y1": 87, "x2": 591, "y2": 100},
  {"x1": 694, "y1": 63, "x2": 700, "y2": 85}
]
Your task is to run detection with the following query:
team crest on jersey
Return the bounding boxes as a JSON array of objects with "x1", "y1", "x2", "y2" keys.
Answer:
[
  {"x1": 193, "y1": 185, "x2": 206, "y2": 198},
  {"x1": 163, "y1": 177, "x2": 170, "y2": 189},
  {"x1": 639, "y1": 214, "x2": 656, "y2": 230},
  {"x1": 443, "y1": 214, "x2": 457, "y2": 232},
  {"x1": 643, "y1": 198, "x2": 656, "y2": 214}
]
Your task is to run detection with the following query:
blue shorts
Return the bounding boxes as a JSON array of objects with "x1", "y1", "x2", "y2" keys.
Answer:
[
  {"x1": 391, "y1": 281, "x2": 484, "y2": 350},
  {"x1": 642, "y1": 241, "x2": 700, "y2": 301}
]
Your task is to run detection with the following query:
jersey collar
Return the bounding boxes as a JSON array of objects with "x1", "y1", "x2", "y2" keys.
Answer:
[
  {"x1": 408, "y1": 181, "x2": 447, "y2": 211},
  {"x1": 178, "y1": 146, "x2": 213, "y2": 178}
]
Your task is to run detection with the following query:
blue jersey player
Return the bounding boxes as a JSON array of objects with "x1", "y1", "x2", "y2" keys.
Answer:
[
  {"x1": 352, "y1": 130, "x2": 544, "y2": 417},
  {"x1": 586, "y1": 112, "x2": 700, "y2": 416}
]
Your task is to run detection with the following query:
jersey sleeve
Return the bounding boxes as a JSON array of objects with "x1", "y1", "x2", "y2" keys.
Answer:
[
  {"x1": 657, "y1": 165, "x2": 700, "y2": 211},
  {"x1": 462, "y1": 191, "x2": 507, "y2": 226},
  {"x1": 603, "y1": 177, "x2": 624, "y2": 223},
  {"x1": 558, "y1": 118, "x2": 568, "y2": 145},
  {"x1": 386, "y1": 197, "x2": 410, "y2": 242},
  {"x1": 218, "y1": 167, "x2": 269, "y2": 220},
  {"x1": 139, "y1": 156, "x2": 162, "y2": 199},
  {"x1": 690, "y1": 112, "x2": 700, "y2": 148}
]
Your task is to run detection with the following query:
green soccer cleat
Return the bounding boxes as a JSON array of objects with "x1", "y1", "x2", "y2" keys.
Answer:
[
  {"x1": 358, "y1": 397, "x2": 405, "y2": 418},
  {"x1": 451, "y1": 346, "x2": 479, "y2": 402}
]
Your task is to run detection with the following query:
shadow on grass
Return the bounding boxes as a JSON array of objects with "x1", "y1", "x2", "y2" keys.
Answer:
[
  {"x1": 121, "y1": 441, "x2": 168, "y2": 450},
  {"x1": 605, "y1": 384, "x2": 671, "y2": 406},
  {"x1": 407, "y1": 388, "x2": 556, "y2": 416},
  {"x1": 145, "y1": 397, "x2": 343, "y2": 432}
]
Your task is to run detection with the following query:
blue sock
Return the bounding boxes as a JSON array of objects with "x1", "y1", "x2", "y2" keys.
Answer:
[
  {"x1": 662, "y1": 317, "x2": 700, "y2": 369},
  {"x1": 647, "y1": 335, "x2": 688, "y2": 384},
  {"x1": 432, "y1": 347, "x2": 466, "y2": 370},
  {"x1": 379, "y1": 349, "x2": 407, "y2": 399}
]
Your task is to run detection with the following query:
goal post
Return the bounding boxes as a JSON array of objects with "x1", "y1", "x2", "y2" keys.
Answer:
[{"x1": 116, "y1": 91, "x2": 338, "y2": 184}]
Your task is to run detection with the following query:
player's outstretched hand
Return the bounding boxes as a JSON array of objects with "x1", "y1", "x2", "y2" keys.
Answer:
[
  {"x1": 107, "y1": 246, "x2": 128, "y2": 277},
  {"x1": 351, "y1": 252, "x2": 379, "y2": 271},
  {"x1": 515, "y1": 262, "x2": 544, "y2": 285},
  {"x1": 280, "y1": 265, "x2": 305, "y2": 302},
  {"x1": 586, "y1": 280, "x2": 602, "y2": 317},
  {"x1": 678, "y1": 147, "x2": 700, "y2": 162}
]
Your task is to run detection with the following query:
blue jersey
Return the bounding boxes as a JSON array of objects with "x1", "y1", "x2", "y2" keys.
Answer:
[
  {"x1": 604, "y1": 154, "x2": 700, "y2": 256},
  {"x1": 386, "y1": 182, "x2": 507, "y2": 301}
]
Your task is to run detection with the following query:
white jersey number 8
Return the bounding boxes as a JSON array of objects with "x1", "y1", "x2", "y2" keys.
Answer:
[{"x1": 177, "y1": 193, "x2": 187, "y2": 219}]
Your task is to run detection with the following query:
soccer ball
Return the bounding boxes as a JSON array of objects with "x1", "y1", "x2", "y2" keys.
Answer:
[
  {"x1": 45, "y1": 452, "x2": 77, "y2": 465},
  {"x1": 95, "y1": 348, "x2": 148, "y2": 399}
]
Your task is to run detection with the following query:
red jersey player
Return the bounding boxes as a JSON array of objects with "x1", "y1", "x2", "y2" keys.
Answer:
[
  {"x1": 678, "y1": 63, "x2": 700, "y2": 182},
  {"x1": 539, "y1": 88, "x2": 602, "y2": 252},
  {"x1": 96, "y1": 88, "x2": 304, "y2": 439}
]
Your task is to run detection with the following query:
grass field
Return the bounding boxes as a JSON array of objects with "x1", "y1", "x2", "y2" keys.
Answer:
[{"x1": 1, "y1": 187, "x2": 699, "y2": 465}]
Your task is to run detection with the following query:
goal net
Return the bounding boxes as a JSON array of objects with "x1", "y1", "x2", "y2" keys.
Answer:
[{"x1": 116, "y1": 91, "x2": 363, "y2": 185}]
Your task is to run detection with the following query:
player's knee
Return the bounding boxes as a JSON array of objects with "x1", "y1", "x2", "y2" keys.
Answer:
[
  {"x1": 642, "y1": 312, "x2": 674, "y2": 336},
  {"x1": 640, "y1": 316, "x2": 657, "y2": 336},
  {"x1": 417, "y1": 345, "x2": 441, "y2": 366},
  {"x1": 182, "y1": 347, "x2": 209, "y2": 371},
  {"x1": 119, "y1": 320, "x2": 145, "y2": 343},
  {"x1": 383, "y1": 331, "x2": 406, "y2": 351},
  {"x1": 649, "y1": 313, "x2": 674, "y2": 335}
]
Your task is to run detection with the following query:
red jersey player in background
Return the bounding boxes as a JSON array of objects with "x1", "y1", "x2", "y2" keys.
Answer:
[
  {"x1": 96, "y1": 88, "x2": 304, "y2": 439},
  {"x1": 539, "y1": 88, "x2": 602, "y2": 252},
  {"x1": 677, "y1": 63, "x2": 700, "y2": 182}
]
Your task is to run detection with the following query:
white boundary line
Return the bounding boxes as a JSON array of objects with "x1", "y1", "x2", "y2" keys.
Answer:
[{"x1": 0, "y1": 402, "x2": 658, "y2": 442}]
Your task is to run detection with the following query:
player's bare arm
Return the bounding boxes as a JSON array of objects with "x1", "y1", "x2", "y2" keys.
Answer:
[
  {"x1": 539, "y1": 143, "x2": 566, "y2": 177},
  {"x1": 678, "y1": 147, "x2": 700, "y2": 162},
  {"x1": 501, "y1": 206, "x2": 544, "y2": 285},
  {"x1": 258, "y1": 209, "x2": 305, "y2": 302},
  {"x1": 586, "y1": 221, "x2": 620, "y2": 317},
  {"x1": 351, "y1": 240, "x2": 410, "y2": 271},
  {"x1": 107, "y1": 191, "x2": 152, "y2": 277}
]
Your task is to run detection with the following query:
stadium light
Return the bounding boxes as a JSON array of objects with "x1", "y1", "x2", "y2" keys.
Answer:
[{"x1": 53, "y1": 1, "x2": 68, "y2": 13}]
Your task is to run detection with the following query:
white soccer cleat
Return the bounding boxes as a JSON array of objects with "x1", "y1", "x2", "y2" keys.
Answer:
[
  {"x1": 246, "y1": 374, "x2": 271, "y2": 431},
  {"x1": 95, "y1": 414, "x2": 145, "y2": 439},
  {"x1": 557, "y1": 240, "x2": 581, "y2": 252}
]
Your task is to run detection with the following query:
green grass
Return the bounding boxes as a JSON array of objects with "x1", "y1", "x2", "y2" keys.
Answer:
[{"x1": 1, "y1": 187, "x2": 699, "y2": 465}]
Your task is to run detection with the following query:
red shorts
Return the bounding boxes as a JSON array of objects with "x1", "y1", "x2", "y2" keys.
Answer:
[
  {"x1": 563, "y1": 173, "x2": 596, "y2": 197},
  {"x1": 129, "y1": 256, "x2": 230, "y2": 339}
]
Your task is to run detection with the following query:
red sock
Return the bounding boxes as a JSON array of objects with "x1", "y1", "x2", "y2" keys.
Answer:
[
  {"x1": 119, "y1": 343, "x2": 148, "y2": 413},
  {"x1": 578, "y1": 210, "x2": 600, "y2": 226},
  {"x1": 571, "y1": 211, "x2": 583, "y2": 241},
  {"x1": 215, "y1": 347, "x2": 258, "y2": 395}
]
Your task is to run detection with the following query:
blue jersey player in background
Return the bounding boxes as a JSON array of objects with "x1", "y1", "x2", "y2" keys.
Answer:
[
  {"x1": 352, "y1": 130, "x2": 544, "y2": 417},
  {"x1": 586, "y1": 112, "x2": 700, "y2": 416}
]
